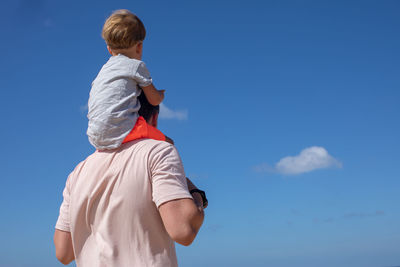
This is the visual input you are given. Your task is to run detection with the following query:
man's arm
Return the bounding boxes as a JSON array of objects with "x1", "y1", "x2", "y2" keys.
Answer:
[
  {"x1": 54, "y1": 175, "x2": 75, "y2": 265},
  {"x1": 159, "y1": 177, "x2": 206, "y2": 246},
  {"x1": 54, "y1": 229, "x2": 75, "y2": 265},
  {"x1": 150, "y1": 143, "x2": 205, "y2": 246},
  {"x1": 186, "y1": 178, "x2": 208, "y2": 209},
  {"x1": 158, "y1": 197, "x2": 204, "y2": 246}
]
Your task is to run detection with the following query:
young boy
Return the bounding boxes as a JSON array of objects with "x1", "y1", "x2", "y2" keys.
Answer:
[{"x1": 87, "y1": 9, "x2": 166, "y2": 150}]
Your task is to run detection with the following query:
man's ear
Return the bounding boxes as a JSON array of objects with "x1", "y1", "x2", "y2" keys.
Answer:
[{"x1": 150, "y1": 112, "x2": 158, "y2": 128}]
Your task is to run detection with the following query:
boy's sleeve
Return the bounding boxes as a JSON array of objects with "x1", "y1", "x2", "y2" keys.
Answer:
[
  {"x1": 55, "y1": 175, "x2": 72, "y2": 232},
  {"x1": 149, "y1": 142, "x2": 193, "y2": 208},
  {"x1": 134, "y1": 61, "x2": 153, "y2": 87}
]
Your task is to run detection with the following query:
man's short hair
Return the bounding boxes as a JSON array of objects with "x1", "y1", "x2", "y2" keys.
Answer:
[
  {"x1": 138, "y1": 91, "x2": 159, "y2": 121},
  {"x1": 102, "y1": 9, "x2": 146, "y2": 50}
]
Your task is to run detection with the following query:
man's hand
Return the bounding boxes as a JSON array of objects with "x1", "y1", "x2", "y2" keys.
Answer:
[
  {"x1": 191, "y1": 191, "x2": 205, "y2": 210},
  {"x1": 186, "y1": 178, "x2": 208, "y2": 209}
]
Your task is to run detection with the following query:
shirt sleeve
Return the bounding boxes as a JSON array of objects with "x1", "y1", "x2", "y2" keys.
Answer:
[
  {"x1": 134, "y1": 61, "x2": 153, "y2": 87},
  {"x1": 149, "y1": 143, "x2": 193, "y2": 208},
  {"x1": 55, "y1": 175, "x2": 72, "y2": 232}
]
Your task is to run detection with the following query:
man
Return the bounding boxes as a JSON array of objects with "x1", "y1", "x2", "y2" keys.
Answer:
[{"x1": 54, "y1": 93, "x2": 207, "y2": 266}]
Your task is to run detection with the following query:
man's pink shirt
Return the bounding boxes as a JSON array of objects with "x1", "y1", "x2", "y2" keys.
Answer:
[{"x1": 56, "y1": 139, "x2": 193, "y2": 267}]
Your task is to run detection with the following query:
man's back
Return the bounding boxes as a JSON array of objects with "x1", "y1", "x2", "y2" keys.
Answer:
[{"x1": 56, "y1": 139, "x2": 192, "y2": 267}]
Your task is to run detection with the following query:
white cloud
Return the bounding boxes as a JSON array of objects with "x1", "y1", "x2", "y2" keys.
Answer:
[
  {"x1": 159, "y1": 103, "x2": 188, "y2": 120},
  {"x1": 254, "y1": 146, "x2": 341, "y2": 175},
  {"x1": 275, "y1": 146, "x2": 341, "y2": 175}
]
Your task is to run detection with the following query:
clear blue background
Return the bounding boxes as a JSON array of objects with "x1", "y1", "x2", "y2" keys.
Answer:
[{"x1": 0, "y1": 1, "x2": 399, "y2": 267}]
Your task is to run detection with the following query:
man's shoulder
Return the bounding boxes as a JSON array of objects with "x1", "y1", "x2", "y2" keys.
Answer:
[
  {"x1": 118, "y1": 140, "x2": 180, "y2": 166},
  {"x1": 122, "y1": 139, "x2": 175, "y2": 155},
  {"x1": 67, "y1": 140, "x2": 178, "y2": 189},
  {"x1": 74, "y1": 140, "x2": 176, "y2": 170}
]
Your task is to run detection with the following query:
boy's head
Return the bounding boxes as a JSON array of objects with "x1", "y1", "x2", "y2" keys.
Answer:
[{"x1": 102, "y1": 9, "x2": 146, "y2": 51}]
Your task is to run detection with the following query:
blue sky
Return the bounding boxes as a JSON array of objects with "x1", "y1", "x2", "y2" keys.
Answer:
[{"x1": 0, "y1": 1, "x2": 399, "y2": 266}]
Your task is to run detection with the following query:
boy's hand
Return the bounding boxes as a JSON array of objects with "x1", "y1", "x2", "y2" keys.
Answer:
[
  {"x1": 142, "y1": 84, "x2": 165, "y2": 106},
  {"x1": 158, "y1": 90, "x2": 165, "y2": 101}
]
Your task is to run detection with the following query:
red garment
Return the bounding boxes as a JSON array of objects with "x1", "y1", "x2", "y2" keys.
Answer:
[{"x1": 122, "y1": 116, "x2": 165, "y2": 143}]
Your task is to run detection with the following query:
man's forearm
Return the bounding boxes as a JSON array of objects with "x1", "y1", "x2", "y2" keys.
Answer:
[
  {"x1": 186, "y1": 177, "x2": 205, "y2": 230},
  {"x1": 186, "y1": 178, "x2": 201, "y2": 207},
  {"x1": 186, "y1": 177, "x2": 208, "y2": 210},
  {"x1": 54, "y1": 229, "x2": 75, "y2": 265}
]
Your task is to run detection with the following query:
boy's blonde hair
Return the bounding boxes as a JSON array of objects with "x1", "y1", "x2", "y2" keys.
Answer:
[{"x1": 102, "y1": 9, "x2": 146, "y2": 50}]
